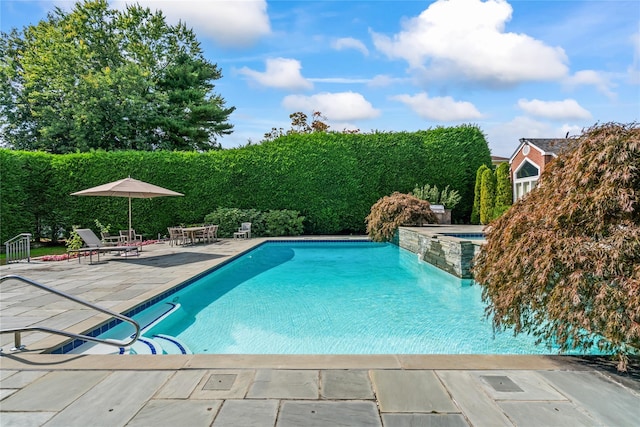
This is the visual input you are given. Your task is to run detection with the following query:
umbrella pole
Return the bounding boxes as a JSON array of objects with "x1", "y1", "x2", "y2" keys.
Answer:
[{"x1": 128, "y1": 196, "x2": 132, "y2": 242}]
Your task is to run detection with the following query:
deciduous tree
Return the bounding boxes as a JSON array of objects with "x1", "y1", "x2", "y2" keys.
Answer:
[
  {"x1": 0, "y1": 0, "x2": 234, "y2": 153},
  {"x1": 262, "y1": 111, "x2": 331, "y2": 142},
  {"x1": 473, "y1": 123, "x2": 640, "y2": 370}
]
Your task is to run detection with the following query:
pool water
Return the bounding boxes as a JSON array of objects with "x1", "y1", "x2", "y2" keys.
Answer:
[
  {"x1": 441, "y1": 233, "x2": 486, "y2": 240},
  {"x1": 142, "y1": 241, "x2": 578, "y2": 355}
]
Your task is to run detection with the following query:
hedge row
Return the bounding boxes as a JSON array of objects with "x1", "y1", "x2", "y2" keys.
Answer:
[{"x1": 0, "y1": 126, "x2": 491, "y2": 243}]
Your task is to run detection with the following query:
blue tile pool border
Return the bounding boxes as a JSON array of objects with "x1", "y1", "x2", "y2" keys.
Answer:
[{"x1": 50, "y1": 238, "x2": 372, "y2": 354}]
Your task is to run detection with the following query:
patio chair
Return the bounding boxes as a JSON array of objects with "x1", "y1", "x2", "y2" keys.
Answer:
[
  {"x1": 234, "y1": 222, "x2": 251, "y2": 239},
  {"x1": 196, "y1": 224, "x2": 218, "y2": 244},
  {"x1": 193, "y1": 224, "x2": 208, "y2": 244},
  {"x1": 207, "y1": 224, "x2": 219, "y2": 243},
  {"x1": 100, "y1": 231, "x2": 123, "y2": 246},
  {"x1": 167, "y1": 227, "x2": 187, "y2": 246},
  {"x1": 69, "y1": 228, "x2": 139, "y2": 264},
  {"x1": 119, "y1": 229, "x2": 143, "y2": 246}
]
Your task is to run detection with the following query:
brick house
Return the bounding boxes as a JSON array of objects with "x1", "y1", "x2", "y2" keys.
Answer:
[
  {"x1": 491, "y1": 155, "x2": 509, "y2": 167},
  {"x1": 509, "y1": 138, "x2": 571, "y2": 202}
]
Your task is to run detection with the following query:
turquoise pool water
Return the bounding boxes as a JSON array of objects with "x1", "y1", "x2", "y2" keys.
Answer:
[{"x1": 142, "y1": 241, "x2": 574, "y2": 354}]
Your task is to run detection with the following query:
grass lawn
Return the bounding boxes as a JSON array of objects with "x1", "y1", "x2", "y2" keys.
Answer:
[{"x1": 0, "y1": 245, "x2": 67, "y2": 265}]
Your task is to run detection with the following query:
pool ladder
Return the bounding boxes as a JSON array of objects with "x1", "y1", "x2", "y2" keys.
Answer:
[{"x1": 0, "y1": 275, "x2": 140, "y2": 353}]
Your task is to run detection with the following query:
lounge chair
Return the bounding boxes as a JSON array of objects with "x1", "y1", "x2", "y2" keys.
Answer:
[
  {"x1": 234, "y1": 222, "x2": 251, "y2": 239},
  {"x1": 69, "y1": 228, "x2": 139, "y2": 264}
]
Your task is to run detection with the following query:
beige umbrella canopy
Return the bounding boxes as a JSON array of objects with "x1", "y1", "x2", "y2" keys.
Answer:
[{"x1": 71, "y1": 177, "x2": 184, "y2": 237}]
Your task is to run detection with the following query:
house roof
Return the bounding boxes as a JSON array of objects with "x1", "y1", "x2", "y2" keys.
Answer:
[
  {"x1": 491, "y1": 155, "x2": 509, "y2": 164},
  {"x1": 509, "y1": 138, "x2": 572, "y2": 163},
  {"x1": 520, "y1": 138, "x2": 572, "y2": 154}
]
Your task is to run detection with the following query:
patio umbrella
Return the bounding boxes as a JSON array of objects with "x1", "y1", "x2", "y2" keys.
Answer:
[{"x1": 71, "y1": 177, "x2": 184, "y2": 237}]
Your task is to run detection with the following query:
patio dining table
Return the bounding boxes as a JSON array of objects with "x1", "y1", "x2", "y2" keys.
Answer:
[{"x1": 181, "y1": 226, "x2": 207, "y2": 245}]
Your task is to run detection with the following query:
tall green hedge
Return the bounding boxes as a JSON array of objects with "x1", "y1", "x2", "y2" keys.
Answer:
[
  {"x1": 0, "y1": 126, "x2": 491, "y2": 243},
  {"x1": 0, "y1": 150, "x2": 34, "y2": 241}
]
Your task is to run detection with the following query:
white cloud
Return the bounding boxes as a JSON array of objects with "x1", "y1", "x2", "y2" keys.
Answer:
[
  {"x1": 559, "y1": 123, "x2": 583, "y2": 139},
  {"x1": 282, "y1": 92, "x2": 380, "y2": 121},
  {"x1": 564, "y1": 70, "x2": 617, "y2": 99},
  {"x1": 333, "y1": 37, "x2": 369, "y2": 56},
  {"x1": 370, "y1": 0, "x2": 568, "y2": 85},
  {"x1": 112, "y1": 0, "x2": 271, "y2": 47},
  {"x1": 368, "y1": 74, "x2": 406, "y2": 87},
  {"x1": 517, "y1": 99, "x2": 592, "y2": 120},
  {"x1": 309, "y1": 77, "x2": 370, "y2": 84},
  {"x1": 485, "y1": 116, "x2": 553, "y2": 157},
  {"x1": 238, "y1": 58, "x2": 313, "y2": 90},
  {"x1": 391, "y1": 92, "x2": 483, "y2": 121}
]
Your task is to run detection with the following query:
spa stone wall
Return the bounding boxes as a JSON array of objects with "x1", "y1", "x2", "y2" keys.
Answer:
[{"x1": 394, "y1": 227, "x2": 482, "y2": 279}]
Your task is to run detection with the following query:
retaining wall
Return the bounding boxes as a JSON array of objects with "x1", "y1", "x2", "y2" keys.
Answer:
[{"x1": 395, "y1": 227, "x2": 482, "y2": 279}]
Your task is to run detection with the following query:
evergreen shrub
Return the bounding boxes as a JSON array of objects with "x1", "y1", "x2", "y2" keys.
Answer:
[
  {"x1": 471, "y1": 164, "x2": 490, "y2": 224},
  {"x1": 493, "y1": 162, "x2": 513, "y2": 219},
  {"x1": 479, "y1": 168, "x2": 496, "y2": 225},
  {"x1": 0, "y1": 125, "x2": 491, "y2": 243},
  {"x1": 203, "y1": 208, "x2": 304, "y2": 238}
]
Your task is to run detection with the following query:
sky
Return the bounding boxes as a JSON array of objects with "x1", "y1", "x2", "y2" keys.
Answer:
[{"x1": 1, "y1": 0, "x2": 639, "y2": 156}]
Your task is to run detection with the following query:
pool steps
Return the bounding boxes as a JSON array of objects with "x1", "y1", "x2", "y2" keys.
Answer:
[
  {"x1": 151, "y1": 334, "x2": 193, "y2": 355},
  {"x1": 67, "y1": 302, "x2": 191, "y2": 355},
  {"x1": 130, "y1": 337, "x2": 162, "y2": 355}
]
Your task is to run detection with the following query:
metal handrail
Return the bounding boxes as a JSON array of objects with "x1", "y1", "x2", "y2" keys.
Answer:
[
  {"x1": 4, "y1": 233, "x2": 32, "y2": 263},
  {"x1": 0, "y1": 275, "x2": 140, "y2": 352}
]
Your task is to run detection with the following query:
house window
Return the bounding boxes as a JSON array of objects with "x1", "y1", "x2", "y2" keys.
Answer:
[
  {"x1": 516, "y1": 160, "x2": 539, "y2": 179},
  {"x1": 513, "y1": 159, "x2": 540, "y2": 201}
]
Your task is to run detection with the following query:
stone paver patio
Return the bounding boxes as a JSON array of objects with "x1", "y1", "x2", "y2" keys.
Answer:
[{"x1": 1, "y1": 230, "x2": 639, "y2": 426}]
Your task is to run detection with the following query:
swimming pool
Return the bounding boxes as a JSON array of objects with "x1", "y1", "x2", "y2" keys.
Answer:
[
  {"x1": 64, "y1": 240, "x2": 602, "y2": 355},
  {"x1": 114, "y1": 240, "x2": 572, "y2": 355}
]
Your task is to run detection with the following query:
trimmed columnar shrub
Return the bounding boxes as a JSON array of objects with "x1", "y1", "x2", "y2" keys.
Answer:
[
  {"x1": 365, "y1": 192, "x2": 438, "y2": 242},
  {"x1": 0, "y1": 126, "x2": 490, "y2": 242},
  {"x1": 473, "y1": 123, "x2": 640, "y2": 371},
  {"x1": 471, "y1": 162, "x2": 513, "y2": 224},
  {"x1": 471, "y1": 164, "x2": 490, "y2": 224},
  {"x1": 479, "y1": 168, "x2": 496, "y2": 225},
  {"x1": 493, "y1": 162, "x2": 512, "y2": 219}
]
